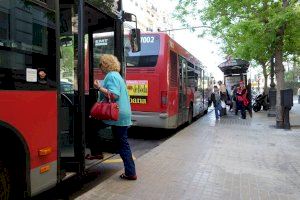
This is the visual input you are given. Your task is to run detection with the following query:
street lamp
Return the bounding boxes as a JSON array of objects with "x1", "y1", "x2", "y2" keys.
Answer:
[{"x1": 268, "y1": 55, "x2": 276, "y2": 117}]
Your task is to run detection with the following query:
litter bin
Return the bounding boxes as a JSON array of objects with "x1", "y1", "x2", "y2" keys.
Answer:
[{"x1": 280, "y1": 89, "x2": 293, "y2": 129}]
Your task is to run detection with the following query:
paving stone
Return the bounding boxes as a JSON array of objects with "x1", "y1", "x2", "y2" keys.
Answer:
[{"x1": 75, "y1": 103, "x2": 300, "y2": 200}]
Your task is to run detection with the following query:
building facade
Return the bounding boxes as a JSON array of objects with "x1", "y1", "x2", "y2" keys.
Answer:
[{"x1": 123, "y1": 0, "x2": 173, "y2": 32}]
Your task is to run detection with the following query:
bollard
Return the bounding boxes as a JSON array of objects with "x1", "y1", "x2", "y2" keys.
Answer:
[
  {"x1": 280, "y1": 89, "x2": 293, "y2": 130},
  {"x1": 283, "y1": 108, "x2": 291, "y2": 129}
]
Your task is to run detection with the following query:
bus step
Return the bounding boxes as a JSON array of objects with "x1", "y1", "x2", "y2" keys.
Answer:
[{"x1": 62, "y1": 172, "x2": 77, "y2": 181}]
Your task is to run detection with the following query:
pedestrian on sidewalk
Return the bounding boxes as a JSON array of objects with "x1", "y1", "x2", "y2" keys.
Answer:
[
  {"x1": 230, "y1": 85, "x2": 237, "y2": 112},
  {"x1": 218, "y1": 80, "x2": 227, "y2": 101},
  {"x1": 231, "y1": 84, "x2": 238, "y2": 113},
  {"x1": 236, "y1": 80, "x2": 248, "y2": 119},
  {"x1": 93, "y1": 54, "x2": 137, "y2": 180},
  {"x1": 298, "y1": 87, "x2": 300, "y2": 104},
  {"x1": 246, "y1": 80, "x2": 253, "y2": 118},
  {"x1": 218, "y1": 81, "x2": 228, "y2": 116},
  {"x1": 211, "y1": 85, "x2": 222, "y2": 120}
]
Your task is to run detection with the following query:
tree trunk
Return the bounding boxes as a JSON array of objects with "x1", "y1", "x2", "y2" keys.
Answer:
[
  {"x1": 274, "y1": 33, "x2": 285, "y2": 128},
  {"x1": 275, "y1": 0, "x2": 288, "y2": 128},
  {"x1": 261, "y1": 62, "x2": 268, "y2": 94}
]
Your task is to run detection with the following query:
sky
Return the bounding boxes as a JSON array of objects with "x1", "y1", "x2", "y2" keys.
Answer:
[
  {"x1": 171, "y1": 30, "x2": 225, "y2": 81},
  {"x1": 159, "y1": 0, "x2": 225, "y2": 81}
]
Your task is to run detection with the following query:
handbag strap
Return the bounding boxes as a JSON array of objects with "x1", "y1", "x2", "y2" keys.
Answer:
[
  {"x1": 107, "y1": 91, "x2": 112, "y2": 103},
  {"x1": 107, "y1": 90, "x2": 114, "y2": 103}
]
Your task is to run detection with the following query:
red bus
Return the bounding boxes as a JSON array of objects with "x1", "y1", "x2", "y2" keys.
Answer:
[
  {"x1": 0, "y1": 1, "x2": 138, "y2": 199},
  {"x1": 124, "y1": 33, "x2": 212, "y2": 129}
]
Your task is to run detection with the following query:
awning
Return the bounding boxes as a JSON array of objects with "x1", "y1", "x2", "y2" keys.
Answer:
[{"x1": 218, "y1": 59, "x2": 249, "y2": 75}]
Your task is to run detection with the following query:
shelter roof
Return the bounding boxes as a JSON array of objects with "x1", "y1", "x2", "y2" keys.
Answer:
[{"x1": 218, "y1": 59, "x2": 249, "y2": 75}]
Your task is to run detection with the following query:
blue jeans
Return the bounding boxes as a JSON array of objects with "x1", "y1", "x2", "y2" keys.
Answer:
[
  {"x1": 214, "y1": 103, "x2": 222, "y2": 119},
  {"x1": 112, "y1": 126, "x2": 136, "y2": 176}
]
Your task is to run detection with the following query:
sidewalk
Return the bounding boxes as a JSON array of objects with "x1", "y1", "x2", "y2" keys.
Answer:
[{"x1": 75, "y1": 103, "x2": 300, "y2": 200}]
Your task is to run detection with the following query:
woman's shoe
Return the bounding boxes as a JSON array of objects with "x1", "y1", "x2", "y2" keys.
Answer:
[{"x1": 120, "y1": 173, "x2": 137, "y2": 180}]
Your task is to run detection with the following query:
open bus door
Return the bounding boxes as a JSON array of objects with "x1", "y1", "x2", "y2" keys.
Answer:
[
  {"x1": 178, "y1": 56, "x2": 188, "y2": 125},
  {"x1": 58, "y1": 0, "x2": 124, "y2": 180}
]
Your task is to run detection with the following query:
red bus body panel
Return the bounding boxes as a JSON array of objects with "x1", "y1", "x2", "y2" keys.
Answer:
[
  {"x1": 127, "y1": 33, "x2": 197, "y2": 125},
  {"x1": 127, "y1": 34, "x2": 168, "y2": 113},
  {"x1": 127, "y1": 72, "x2": 161, "y2": 112},
  {"x1": 0, "y1": 91, "x2": 57, "y2": 169}
]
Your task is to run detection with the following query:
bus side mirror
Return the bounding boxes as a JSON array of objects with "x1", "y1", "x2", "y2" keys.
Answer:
[{"x1": 130, "y1": 28, "x2": 141, "y2": 52}]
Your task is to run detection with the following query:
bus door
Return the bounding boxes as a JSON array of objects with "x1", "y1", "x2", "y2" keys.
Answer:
[
  {"x1": 85, "y1": 5, "x2": 122, "y2": 158},
  {"x1": 58, "y1": 1, "x2": 80, "y2": 177},
  {"x1": 58, "y1": 1, "x2": 122, "y2": 177},
  {"x1": 178, "y1": 56, "x2": 188, "y2": 125},
  {"x1": 199, "y1": 68, "x2": 204, "y2": 111}
]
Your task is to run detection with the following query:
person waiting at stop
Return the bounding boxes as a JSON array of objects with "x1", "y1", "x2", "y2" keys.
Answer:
[
  {"x1": 298, "y1": 87, "x2": 300, "y2": 104},
  {"x1": 218, "y1": 80, "x2": 227, "y2": 101},
  {"x1": 236, "y1": 80, "x2": 248, "y2": 119},
  {"x1": 211, "y1": 85, "x2": 222, "y2": 120}
]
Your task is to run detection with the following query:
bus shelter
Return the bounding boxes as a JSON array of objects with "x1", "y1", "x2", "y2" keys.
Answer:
[{"x1": 218, "y1": 59, "x2": 249, "y2": 93}]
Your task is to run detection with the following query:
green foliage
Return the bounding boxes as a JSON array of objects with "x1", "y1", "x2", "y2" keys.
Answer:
[
  {"x1": 285, "y1": 81, "x2": 300, "y2": 94},
  {"x1": 174, "y1": 0, "x2": 300, "y2": 65},
  {"x1": 60, "y1": 36, "x2": 75, "y2": 78},
  {"x1": 284, "y1": 55, "x2": 300, "y2": 82},
  {"x1": 87, "y1": 0, "x2": 118, "y2": 13}
]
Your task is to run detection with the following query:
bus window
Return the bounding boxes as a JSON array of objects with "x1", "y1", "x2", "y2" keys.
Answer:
[
  {"x1": 124, "y1": 34, "x2": 160, "y2": 67},
  {"x1": 93, "y1": 32, "x2": 115, "y2": 68},
  {"x1": 0, "y1": 1, "x2": 56, "y2": 90},
  {"x1": 169, "y1": 50, "x2": 178, "y2": 87},
  {"x1": 60, "y1": 35, "x2": 75, "y2": 91},
  {"x1": 198, "y1": 69, "x2": 203, "y2": 92},
  {"x1": 187, "y1": 62, "x2": 195, "y2": 88}
]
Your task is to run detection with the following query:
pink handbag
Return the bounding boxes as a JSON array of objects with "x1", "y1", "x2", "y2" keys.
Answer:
[{"x1": 90, "y1": 92, "x2": 119, "y2": 121}]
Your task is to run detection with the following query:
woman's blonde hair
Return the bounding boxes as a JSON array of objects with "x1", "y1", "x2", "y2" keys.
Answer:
[{"x1": 99, "y1": 54, "x2": 121, "y2": 73}]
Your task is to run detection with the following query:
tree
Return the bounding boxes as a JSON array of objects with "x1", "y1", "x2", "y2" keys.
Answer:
[{"x1": 174, "y1": 0, "x2": 300, "y2": 127}]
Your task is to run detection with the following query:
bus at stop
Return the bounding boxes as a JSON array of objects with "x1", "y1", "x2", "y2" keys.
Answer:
[
  {"x1": 90, "y1": 32, "x2": 213, "y2": 129},
  {"x1": 125, "y1": 33, "x2": 212, "y2": 129},
  {"x1": 0, "y1": 0, "x2": 139, "y2": 199}
]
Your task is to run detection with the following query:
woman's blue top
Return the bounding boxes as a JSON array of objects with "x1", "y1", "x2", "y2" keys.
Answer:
[{"x1": 99, "y1": 71, "x2": 132, "y2": 126}]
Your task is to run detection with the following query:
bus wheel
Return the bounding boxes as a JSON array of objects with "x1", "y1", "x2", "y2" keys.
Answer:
[
  {"x1": 0, "y1": 160, "x2": 11, "y2": 200},
  {"x1": 188, "y1": 106, "x2": 193, "y2": 124}
]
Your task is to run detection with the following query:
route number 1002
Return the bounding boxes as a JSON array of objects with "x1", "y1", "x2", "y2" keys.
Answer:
[{"x1": 141, "y1": 36, "x2": 155, "y2": 43}]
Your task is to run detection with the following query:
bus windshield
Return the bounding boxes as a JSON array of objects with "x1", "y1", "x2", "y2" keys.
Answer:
[{"x1": 125, "y1": 34, "x2": 160, "y2": 67}]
